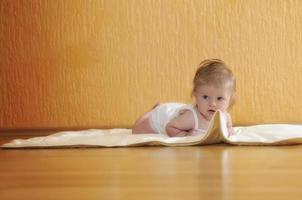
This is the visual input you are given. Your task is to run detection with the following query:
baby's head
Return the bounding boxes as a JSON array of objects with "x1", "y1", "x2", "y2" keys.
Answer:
[
  {"x1": 193, "y1": 59, "x2": 236, "y2": 94},
  {"x1": 192, "y1": 59, "x2": 236, "y2": 119}
]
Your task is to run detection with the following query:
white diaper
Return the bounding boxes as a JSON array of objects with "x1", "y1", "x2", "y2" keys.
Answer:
[{"x1": 149, "y1": 103, "x2": 206, "y2": 135}]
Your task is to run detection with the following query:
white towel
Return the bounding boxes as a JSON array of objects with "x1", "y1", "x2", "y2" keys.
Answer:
[{"x1": 2, "y1": 111, "x2": 302, "y2": 148}]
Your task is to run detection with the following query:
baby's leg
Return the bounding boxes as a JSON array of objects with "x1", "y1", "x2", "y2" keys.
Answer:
[{"x1": 132, "y1": 103, "x2": 160, "y2": 134}]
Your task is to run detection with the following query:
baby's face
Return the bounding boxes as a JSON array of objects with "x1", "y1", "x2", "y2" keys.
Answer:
[{"x1": 194, "y1": 85, "x2": 232, "y2": 120}]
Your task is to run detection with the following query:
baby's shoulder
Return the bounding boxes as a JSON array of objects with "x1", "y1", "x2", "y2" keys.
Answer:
[
  {"x1": 176, "y1": 108, "x2": 196, "y2": 123},
  {"x1": 222, "y1": 111, "x2": 231, "y2": 118},
  {"x1": 220, "y1": 111, "x2": 232, "y2": 124},
  {"x1": 178, "y1": 109, "x2": 193, "y2": 116}
]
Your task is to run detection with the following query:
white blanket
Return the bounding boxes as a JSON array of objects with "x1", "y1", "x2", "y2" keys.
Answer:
[{"x1": 2, "y1": 111, "x2": 302, "y2": 148}]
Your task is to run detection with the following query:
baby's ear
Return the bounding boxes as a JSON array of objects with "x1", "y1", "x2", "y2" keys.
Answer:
[
  {"x1": 191, "y1": 92, "x2": 197, "y2": 102},
  {"x1": 228, "y1": 93, "x2": 236, "y2": 108},
  {"x1": 190, "y1": 90, "x2": 196, "y2": 98}
]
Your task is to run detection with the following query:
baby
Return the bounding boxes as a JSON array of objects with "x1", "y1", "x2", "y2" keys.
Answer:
[{"x1": 132, "y1": 59, "x2": 236, "y2": 137}]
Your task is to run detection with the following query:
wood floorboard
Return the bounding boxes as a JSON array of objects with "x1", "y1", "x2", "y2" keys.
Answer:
[{"x1": 1, "y1": 134, "x2": 302, "y2": 200}]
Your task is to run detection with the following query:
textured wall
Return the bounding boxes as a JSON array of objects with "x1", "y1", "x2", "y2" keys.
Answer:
[{"x1": 0, "y1": 0, "x2": 302, "y2": 130}]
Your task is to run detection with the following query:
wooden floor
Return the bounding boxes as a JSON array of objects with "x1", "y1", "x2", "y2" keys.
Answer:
[{"x1": 1, "y1": 134, "x2": 302, "y2": 200}]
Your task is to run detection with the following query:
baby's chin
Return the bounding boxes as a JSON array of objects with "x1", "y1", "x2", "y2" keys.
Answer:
[{"x1": 201, "y1": 110, "x2": 216, "y2": 120}]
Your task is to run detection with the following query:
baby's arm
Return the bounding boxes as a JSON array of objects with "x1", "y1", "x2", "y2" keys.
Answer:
[{"x1": 165, "y1": 110, "x2": 195, "y2": 137}]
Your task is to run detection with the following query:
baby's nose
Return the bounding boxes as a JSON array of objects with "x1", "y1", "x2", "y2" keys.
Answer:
[{"x1": 209, "y1": 100, "x2": 216, "y2": 106}]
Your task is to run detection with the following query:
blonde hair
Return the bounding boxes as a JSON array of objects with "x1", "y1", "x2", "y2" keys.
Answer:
[{"x1": 193, "y1": 59, "x2": 236, "y2": 94}]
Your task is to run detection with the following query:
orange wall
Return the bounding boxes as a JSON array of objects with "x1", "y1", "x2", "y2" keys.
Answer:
[{"x1": 1, "y1": 0, "x2": 302, "y2": 130}]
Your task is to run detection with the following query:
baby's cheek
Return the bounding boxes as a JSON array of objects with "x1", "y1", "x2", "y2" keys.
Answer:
[{"x1": 219, "y1": 103, "x2": 228, "y2": 111}]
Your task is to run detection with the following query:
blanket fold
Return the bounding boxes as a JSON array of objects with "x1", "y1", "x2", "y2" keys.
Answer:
[{"x1": 2, "y1": 111, "x2": 302, "y2": 148}]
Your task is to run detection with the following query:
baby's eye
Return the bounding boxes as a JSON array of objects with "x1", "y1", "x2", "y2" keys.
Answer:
[
  {"x1": 217, "y1": 97, "x2": 224, "y2": 101},
  {"x1": 202, "y1": 95, "x2": 208, "y2": 100}
]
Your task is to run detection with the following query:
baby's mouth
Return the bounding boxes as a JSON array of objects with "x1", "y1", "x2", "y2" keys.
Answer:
[{"x1": 208, "y1": 109, "x2": 216, "y2": 114}]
